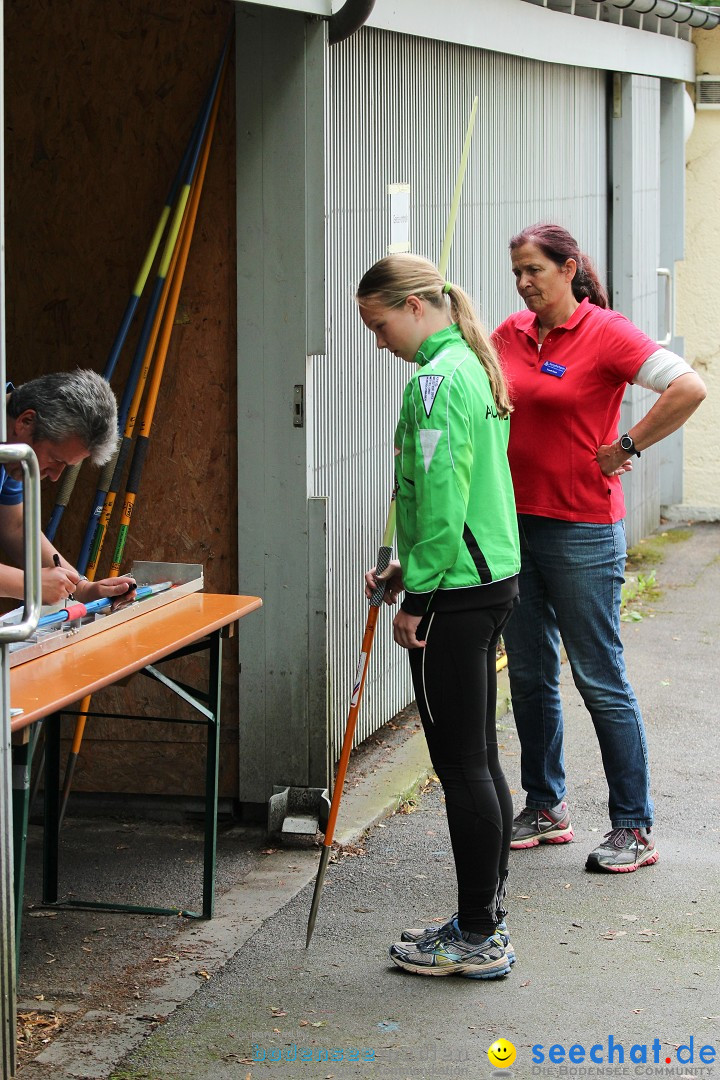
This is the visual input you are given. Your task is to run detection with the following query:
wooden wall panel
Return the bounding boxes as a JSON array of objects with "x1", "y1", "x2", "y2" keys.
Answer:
[{"x1": 5, "y1": 0, "x2": 240, "y2": 799}]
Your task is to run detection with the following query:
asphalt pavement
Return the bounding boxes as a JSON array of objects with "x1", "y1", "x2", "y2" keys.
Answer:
[{"x1": 17, "y1": 521, "x2": 720, "y2": 1080}]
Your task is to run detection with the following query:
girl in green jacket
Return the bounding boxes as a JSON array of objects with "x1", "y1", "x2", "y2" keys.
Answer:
[{"x1": 358, "y1": 254, "x2": 520, "y2": 980}]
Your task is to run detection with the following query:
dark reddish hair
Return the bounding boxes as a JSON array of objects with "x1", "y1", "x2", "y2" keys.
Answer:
[{"x1": 510, "y1": 223, "x2": 608, "y2": 309}]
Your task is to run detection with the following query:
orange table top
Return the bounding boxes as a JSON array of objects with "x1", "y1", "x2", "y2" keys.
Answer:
[{"x1": 10, "y1": 592, "x2": 262, "y2": 732}]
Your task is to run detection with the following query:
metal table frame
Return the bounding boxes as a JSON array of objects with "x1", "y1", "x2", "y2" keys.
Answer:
[
  {"x1": 40, "y1": 627, "x2": 222, "y2": 921},
  {"x1": 9, "y1": 593, "x2": 261, "y2": 963}
]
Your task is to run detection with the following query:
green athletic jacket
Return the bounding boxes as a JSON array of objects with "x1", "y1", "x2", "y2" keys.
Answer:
[{"x1": 395, "y1": 323, "x2": 520, "y2": 616}]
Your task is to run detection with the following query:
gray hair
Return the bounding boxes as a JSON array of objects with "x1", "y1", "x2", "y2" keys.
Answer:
[{"x1": 7, "y1": 369, "x2": 118, "y2": 466}]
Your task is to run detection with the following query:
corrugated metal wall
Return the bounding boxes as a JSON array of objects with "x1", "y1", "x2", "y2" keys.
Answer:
[
  {"x1": 311, "y1": 27, "x2": 607, "y2": 761},
  {"x1": 615, "y1": 75, "x2": 663, "y2": 546},
  {"x1": 629, "y1": 78, "x2": 662, "y2": 340}
]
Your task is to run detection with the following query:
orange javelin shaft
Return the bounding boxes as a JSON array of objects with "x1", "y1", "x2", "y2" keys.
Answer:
[
  {"x1": 306, "y1": 499, "x2": 396, "y2": 946},
  {"x1": 61, "y1": 40, "x2": 230, "y2": 821},
  {"x1": 85, "y1": 183, "x2": 194, "y2": 580},
  {"x1": 110, "y1": 43, "x2": 229, "y2": 576}
]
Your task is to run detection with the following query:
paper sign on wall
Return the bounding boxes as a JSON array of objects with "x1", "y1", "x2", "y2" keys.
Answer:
[{"x1": 387, "y1": 183, "x2": 411, "y2": 253}]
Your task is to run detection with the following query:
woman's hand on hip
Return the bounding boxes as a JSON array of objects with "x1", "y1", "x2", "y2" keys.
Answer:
[
  {"x1": 392, "y1": 609, "x2": 425, "y2": 650},
  {"x1": 365, "y1": 559, "x2": 404, "y2": 605},
  {"x1": 596, "y1": 442, "x2": 634, "y2": 477}
]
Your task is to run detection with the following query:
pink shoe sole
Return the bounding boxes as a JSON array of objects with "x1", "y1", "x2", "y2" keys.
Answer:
[
  {"x1": 600, "y1": 850, "x2": 660, "y2": 873},
  {"x1": 511, "y1": 828, "x2": 574, "y2": 850}
]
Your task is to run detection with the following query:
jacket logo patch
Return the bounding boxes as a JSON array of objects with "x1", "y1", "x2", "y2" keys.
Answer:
[
  {"x1": 418, "y1": 374, "x2": 444, "y2": 417},
  {"x1": 419, "y1": 429, "x2": 442, "y2": 472}
]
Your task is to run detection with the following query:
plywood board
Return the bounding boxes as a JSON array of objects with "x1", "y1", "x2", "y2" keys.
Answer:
[{"x1": 5, "y1": 0, "x2": 240, "y2": 796}]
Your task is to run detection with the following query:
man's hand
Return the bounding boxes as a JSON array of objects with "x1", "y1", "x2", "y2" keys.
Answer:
[
  {"x1": 73, "y1": 575, "x2": 136, "y2": 608},
  {"x1": 42, "y1": 564, "x2": 80, "y2": 605}
]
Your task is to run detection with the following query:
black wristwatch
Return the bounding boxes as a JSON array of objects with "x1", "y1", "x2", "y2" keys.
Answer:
[{"x1": 619, "y1": 433, "x2": 641, "y2": 458}]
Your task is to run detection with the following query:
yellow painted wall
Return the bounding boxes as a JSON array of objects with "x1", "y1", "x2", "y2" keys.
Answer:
[{"x1": 677, "y1": 31, "x2": 720, "y2": 512}]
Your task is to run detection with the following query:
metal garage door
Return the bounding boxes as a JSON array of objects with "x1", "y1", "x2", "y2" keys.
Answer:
[{"x1": 311, "y1": 26, "x2": 608, "y2": 759}]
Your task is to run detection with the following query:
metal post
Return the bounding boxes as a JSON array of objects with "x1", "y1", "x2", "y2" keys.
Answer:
[
  {"x1": 0, "y1": 0, "x2": 18, "y2": 1070},
  {"x1": 0, "y1": 693, "x2": 16, "y2": 1080}
]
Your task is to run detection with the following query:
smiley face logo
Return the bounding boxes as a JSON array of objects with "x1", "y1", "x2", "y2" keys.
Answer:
[{"x1": 488, "y1": 1039, "x2": 517, "y2": 1068}]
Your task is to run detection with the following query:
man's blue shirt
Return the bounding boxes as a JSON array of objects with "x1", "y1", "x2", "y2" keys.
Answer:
[{"x1": 1, "y1": 382, "x2": 24, "y2": 506}]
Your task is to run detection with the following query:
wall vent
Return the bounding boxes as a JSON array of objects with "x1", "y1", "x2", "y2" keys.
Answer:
[{"x1": 696, "y1": 75, "x2": 720, "y2": 110}]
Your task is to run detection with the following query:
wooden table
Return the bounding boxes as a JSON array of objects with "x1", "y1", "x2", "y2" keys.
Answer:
[{"x1": 10, "y1": 593, "x2": 262, "y2": 946}]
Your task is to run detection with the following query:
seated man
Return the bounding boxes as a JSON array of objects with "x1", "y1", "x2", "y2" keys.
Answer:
[{"x1": 2, "y1": 369, "x2": 134, "y2": 606}]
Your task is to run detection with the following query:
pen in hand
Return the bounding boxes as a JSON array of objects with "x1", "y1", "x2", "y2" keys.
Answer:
[{"x1": 53, "y1": 552, "x2": 74, "y2": 603}]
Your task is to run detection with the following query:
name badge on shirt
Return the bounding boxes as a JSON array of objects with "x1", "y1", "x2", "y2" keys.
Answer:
[{"x1": 540, "y1": 360, "x2": 566, "y2": 378}]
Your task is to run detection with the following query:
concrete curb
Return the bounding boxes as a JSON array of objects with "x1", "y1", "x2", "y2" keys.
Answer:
[{"x1": 335, "y1": 728, "x2": 432, "y2": 847}]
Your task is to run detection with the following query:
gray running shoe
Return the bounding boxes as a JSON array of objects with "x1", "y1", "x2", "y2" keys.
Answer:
[
  {"x1": 400, "y1": 914, "x2": 458, "y2": 944},
  {"x1": 401, "y1": 914, "x2": 516, "y2": 964},
  {"x1": 389, "y1": 930, "x2": 511, "y2": 979},
  {"x1": 510, "y1": 801, "x2": 574, "y2": 849},
  {"x1": 585, "y1": 827, "x2": 659, "y2": 873}
]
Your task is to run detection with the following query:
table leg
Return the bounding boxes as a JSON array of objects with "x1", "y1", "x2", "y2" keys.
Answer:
[
  {"x1": 42, "y1": 713, "x2": 61, "y2": 905},
  {"x1": 203, "y1": 630, "x2": 222, "y2": 919}
]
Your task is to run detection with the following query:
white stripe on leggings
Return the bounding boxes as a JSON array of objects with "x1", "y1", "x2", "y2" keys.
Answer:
[{"x1": 420, "y1": 612, "x2": 436, "y2": 725}]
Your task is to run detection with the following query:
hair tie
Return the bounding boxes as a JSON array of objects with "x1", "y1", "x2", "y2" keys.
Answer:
[{"x1": 443, "y1": 282, "x2": 453, "y2": 294}]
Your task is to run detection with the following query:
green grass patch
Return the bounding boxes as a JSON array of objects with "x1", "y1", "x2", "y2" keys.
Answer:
[
  {"x1": 620, "y1": 569, "x2": 660, "y2": 622},
  {"x1": 626, "y1": 528, "x2": 692, "y2": 573},
  {"x1": 621, "y1": 527, "x2": 693, "y2": 621}
]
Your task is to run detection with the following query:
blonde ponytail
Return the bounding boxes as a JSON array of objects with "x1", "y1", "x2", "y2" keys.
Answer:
[
  {"x1": 443, "y1": 283, "x2": 512, "y2": 418},
  {"x1": 357, "y1": 255, "x2": 512, "y2": 418}
]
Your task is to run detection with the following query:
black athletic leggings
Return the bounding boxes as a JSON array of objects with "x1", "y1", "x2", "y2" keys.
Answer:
[{"x1": 409, "y1": 604, "x2": 515, "y2": 938}]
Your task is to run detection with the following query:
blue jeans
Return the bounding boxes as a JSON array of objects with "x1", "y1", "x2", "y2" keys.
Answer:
[{"x1": 503, "y1": 515, "x2": 653, "y2": 829}]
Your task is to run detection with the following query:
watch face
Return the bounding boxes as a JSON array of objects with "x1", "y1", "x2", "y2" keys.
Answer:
[{"x1": 620, "y1": 436, "x2": 633, "y2": 450}]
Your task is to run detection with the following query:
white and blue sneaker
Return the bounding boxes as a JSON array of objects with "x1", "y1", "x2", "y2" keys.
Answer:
[
  {"x1": 401, "y1": 914, "x2": 516, "y2": 965},
  {"x1": 389, "y1": 928, "x2": 511, "y2": 979}
]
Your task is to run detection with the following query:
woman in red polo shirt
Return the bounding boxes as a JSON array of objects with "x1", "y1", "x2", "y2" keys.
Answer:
[{"x1": 492, "y1": 223, "x2": 706, "y2": 873}]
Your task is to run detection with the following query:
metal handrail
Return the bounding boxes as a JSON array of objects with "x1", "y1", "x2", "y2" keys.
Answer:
[
  {"x1": 657, "y1": 267, "x2": 673, "y2": 347},
  {"x1": 0, "y1": 445, "x2": 42, "y2": 642}
]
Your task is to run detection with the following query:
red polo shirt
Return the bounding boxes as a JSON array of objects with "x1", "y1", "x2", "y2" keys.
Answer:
[{"x1": 493, "y1": 299, "x2": 656, "y2": 523}]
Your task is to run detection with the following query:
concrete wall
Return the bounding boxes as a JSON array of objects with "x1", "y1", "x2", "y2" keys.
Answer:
[{"x1": 676, "y1": 31, "x2": 720, "y2": 516}]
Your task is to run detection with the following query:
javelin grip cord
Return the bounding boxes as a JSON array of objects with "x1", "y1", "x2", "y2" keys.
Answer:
[{"x1": 368, "y1": 545, "x2": 392, "y2": 608}]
